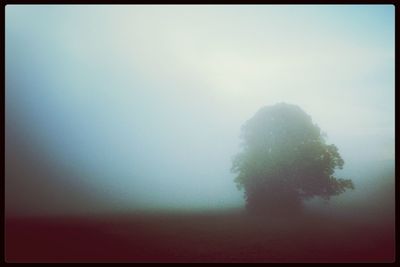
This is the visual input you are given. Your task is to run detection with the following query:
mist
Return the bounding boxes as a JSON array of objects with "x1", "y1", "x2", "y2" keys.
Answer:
[{"x1": 5, "y1": 5, "x2": 394, "y2": 262}]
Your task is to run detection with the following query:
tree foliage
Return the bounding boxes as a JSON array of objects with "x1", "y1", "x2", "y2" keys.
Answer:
[{"x1": 231, "y1": 103, "x2": 354, "y2": 214}]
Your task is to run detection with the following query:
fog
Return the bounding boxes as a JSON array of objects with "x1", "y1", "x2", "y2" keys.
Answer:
[{"x1": 5, "y1": 5, "x2": 394, "y2": 217}]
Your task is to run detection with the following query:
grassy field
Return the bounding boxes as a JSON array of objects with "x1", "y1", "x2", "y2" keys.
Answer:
[{"x1": 5, "y1": 209, "x2": 395, "y2": 263}]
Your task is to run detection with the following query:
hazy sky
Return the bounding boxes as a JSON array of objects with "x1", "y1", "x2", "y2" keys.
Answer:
[{"x1": 6, "y1": 5, "x2": 394, "y2": 215}]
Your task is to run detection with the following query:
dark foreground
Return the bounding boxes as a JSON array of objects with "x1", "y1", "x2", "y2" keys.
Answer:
[{"x1": 5, "y1": 210, "x2": 395, "y2": 263}]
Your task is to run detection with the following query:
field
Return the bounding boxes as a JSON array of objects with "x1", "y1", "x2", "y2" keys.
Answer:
[{"x1": 5, "y1": 209, "x2": 395, "y2": 263}]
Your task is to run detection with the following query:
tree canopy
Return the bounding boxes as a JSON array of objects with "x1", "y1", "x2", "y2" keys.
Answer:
[{"x1": 231, "y1": 103, "x2": 354, "y2": 214}]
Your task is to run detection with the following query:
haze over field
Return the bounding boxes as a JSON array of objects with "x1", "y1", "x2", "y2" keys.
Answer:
[{"x1": 6, "y1": 5, "x2": 394, "y2": 216}]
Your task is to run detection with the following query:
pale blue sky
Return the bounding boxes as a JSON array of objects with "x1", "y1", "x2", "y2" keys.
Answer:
[{"x1": 6, "y1": 5, "x2": 394, "y2": 214}]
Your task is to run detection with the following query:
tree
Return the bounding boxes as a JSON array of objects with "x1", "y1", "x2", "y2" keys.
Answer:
[{"x1": 231, "y1": 103, "x2": 354, "y2": 215}]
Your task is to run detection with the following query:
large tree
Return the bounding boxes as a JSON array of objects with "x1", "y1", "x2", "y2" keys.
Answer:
[{"x1": 231, "y1": 103, "x2": 354, "y2": 215}]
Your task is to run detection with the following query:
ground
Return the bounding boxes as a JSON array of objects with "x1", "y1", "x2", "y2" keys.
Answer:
[{"x1": 5, "y1": 209, "x2": 395, "y2": 263}]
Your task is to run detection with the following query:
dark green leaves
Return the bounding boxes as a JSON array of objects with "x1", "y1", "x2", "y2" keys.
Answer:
[{"x1": 231, "y1": 103, "x2": 354, "y2": 213}]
